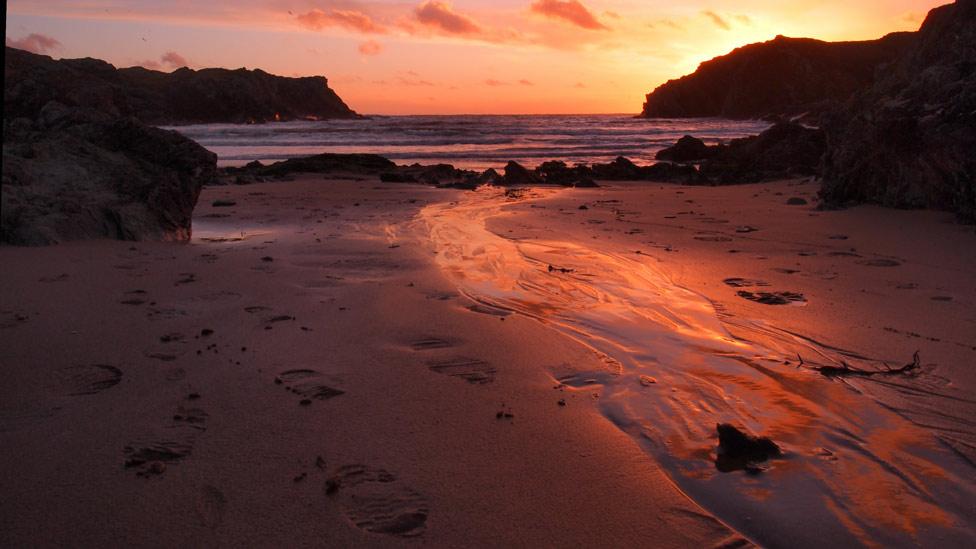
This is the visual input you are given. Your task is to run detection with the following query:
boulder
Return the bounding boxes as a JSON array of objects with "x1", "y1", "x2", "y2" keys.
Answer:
[
  {"x1": 2, "y1": 105, "x2": 216, "y2": 245},
  {"x1": 501, "y1": 161, "x2": 542, "y2": 185},
  {"x1": 256, "y1": 153, "x2": 396, "y2": 177},
  {"x1": 640, "y1": 162, "x2": 704, "y2": 183},
  {"x1": 652, "y1": 122, "x2": 825, "y2": 184},
  {"x1": 700, "y1": 122, "x2": 825, "y2": 183},
  {"x1": 821, "y1": 0, "x2": 976, "y2": 221},
  {"x1": 655, "y1": 135, "x2": 717, "y2": 162},
  {"x1": 590, "y1": 157, "x2": 643, "y2": 180}
]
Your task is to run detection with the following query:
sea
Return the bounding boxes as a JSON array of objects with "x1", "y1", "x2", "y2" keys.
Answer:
[{"x1": 169, "y1": 114, "x2": 770, "y2": 170}]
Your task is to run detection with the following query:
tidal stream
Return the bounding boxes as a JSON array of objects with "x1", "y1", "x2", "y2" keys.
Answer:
[{"x1": 420, "y1": 187, "x2": 975, "y2": 547}]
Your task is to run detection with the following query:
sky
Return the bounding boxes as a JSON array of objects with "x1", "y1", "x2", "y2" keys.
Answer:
[{"x1": 5, "y1": 1, "x2": 945, "y2": 114}]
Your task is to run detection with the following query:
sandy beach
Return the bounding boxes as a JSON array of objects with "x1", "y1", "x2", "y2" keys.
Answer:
[{"x1": 2, "y1": 175, "x2": 973, "y2": 546}]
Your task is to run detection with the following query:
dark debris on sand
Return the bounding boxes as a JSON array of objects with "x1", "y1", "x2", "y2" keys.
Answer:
[{"x1": 715, "y1": 423, "x2": 782, "y2": 473}]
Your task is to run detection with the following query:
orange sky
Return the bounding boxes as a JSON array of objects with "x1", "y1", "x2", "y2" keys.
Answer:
[{"x1": 5, "y1": 1, "x2": 945, "y2": 114}]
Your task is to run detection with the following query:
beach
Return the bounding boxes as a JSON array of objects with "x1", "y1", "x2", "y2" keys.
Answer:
[{"x1": 2, "y1": 175, "x2": 973, "y2": 546}]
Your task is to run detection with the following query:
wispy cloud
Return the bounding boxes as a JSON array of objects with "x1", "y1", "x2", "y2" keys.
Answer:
[
  {"x1": 358, "y1": 40, "x2": 383, "y2": 56},
  {"x1": 6, "y1": 33, "x2": 62, "y2": 54},
  {"x1": 161, "y1": 51, "x2": 187, "y2": 67},
  {"x1": 414, "y1": 1, "x2": 481, "y2": 35},
  {"x1": 296, "y1": 8, "x2": 387, "y2": 34},
  {"x1": 530, "y1": 0, "x2": 608, "y2": 31},
  {"x1": 136, "y1": 50, "x2": 191, "y2": 70},
  {"x1": 702, "y1": 10, "x2": 730, "y2": 31}
]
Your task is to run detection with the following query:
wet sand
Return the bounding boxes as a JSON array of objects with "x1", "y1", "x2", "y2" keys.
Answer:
[
  {"x1": 0, "y1": 177, "x2": 740, "y2": 547},
  {"x1": 431, "y1": 181, "x2": 976, "y2": 546},
  {"x1": 1, "y1": 176, "x2": 974, "y2": 546}
]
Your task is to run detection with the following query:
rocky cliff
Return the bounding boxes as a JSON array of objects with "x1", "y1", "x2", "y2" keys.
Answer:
[
  {"x1": 821, "y1": 0, "x2": 976, "y2": 221},
  {"x1": 640, "y1": 33, "x2": 916, "y2": 119},
  {"x1": 4, "y1": 47, "x2": 357, "y2": 125}
]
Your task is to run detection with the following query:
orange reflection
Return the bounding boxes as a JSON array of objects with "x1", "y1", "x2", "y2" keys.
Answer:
[{"x1": 421, "y1": 186, "x2": 976, "y2": 547}]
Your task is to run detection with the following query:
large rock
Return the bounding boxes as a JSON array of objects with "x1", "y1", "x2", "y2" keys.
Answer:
[
  {"x1": 821, "y1": 0, "x2": 976, "y2": 221},
  {"x1": 656, "y1": 122, "x2": 825, "y2": 184},
  {"x1": 700, "y1": 122, "x2": 826, "y2": 183},
  {"x1": 501, "y1": 161, "x2": 542, "y2": 185},
  {"x1": 255, "y1": 153, "x2": 396, "y2": 177},
  {"x1": 2, "y1": 105, "x2": 217, "y2": 245},
  {"x1": 641, "y1": 33, "x2": 915, "y2": 120},
  {"x1": 655, "y1": 135, "x2": 717, "y2": 162},
  {"x1": 5, "y1": 47, "x2": 358, "y2": 125}
]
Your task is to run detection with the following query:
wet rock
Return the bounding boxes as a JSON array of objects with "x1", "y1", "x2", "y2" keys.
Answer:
[
  {"x1": 786, "y1": 197, "x2": 808, "y2": 205},
  {"x1": 655, "y1": 135, "x2": 716, "y2": 162},
  {"x1": 212, "y1": 199, "x2": 237, "y2": 207},
  {"x1": 698, "y1": 122, "x2": 827, "y2": 183},
  {"x1": 640, "y1": 162, "x2": 703, "y2": 183},
  {"x1": 254, "y1": 153, "x2": 397, "y2": 177},
  {"x1": 501, "y1": 161, "x2": 542, "y2": 185},
  {"x1": 379, "y1": 172, "x2": 418, "y2": 183},
  {"x1": 573, "y1": 177, "x2": 599, "y2": 188},
  {"x1": 715, "y1": 423, "x2": 782, "y2": 472},
  {"x1": 590, "y1": 156, "x2": 642, "y2": 180}
]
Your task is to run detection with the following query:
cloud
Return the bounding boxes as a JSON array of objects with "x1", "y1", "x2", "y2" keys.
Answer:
[
  {"x1": 485, "y1": 79, "x2": 506, "y2": 86},
  {"x1": 161, "y1": 51, "x2": 188, "y2": 67},
  {"x1": 734, "y1": 14, "x2": 752, "y2": 25},
  {"x1": 137, "y1": 51, "x2": 190, "y2": 70},
  {"x1": 358, "y1": 40, "x2": 383, "y2": 56},
  {"x1": 296, "y1": 8, "x2": 386, "y2": 34},
  {"x1": 5, "y1": 33, "x2": 62, "y2": 54},
  {"x1": 391, "y1": 71, "x2": 435, "y2": 86},
  {"x1": 574, "y1": 82, "x2": 586, "y2": 88},
  {"x1": 414, "y1": 1, "x2": 481, "y2": 35},
  {"x1": 702, "y1": 10, "x2": 730, "y2": 31},
  {"x1": 530, "y1": 0, "x2": 608, "y2": 31},
  {"x1": 519, "y1": 79, "x2": 534, "y2": 86}
]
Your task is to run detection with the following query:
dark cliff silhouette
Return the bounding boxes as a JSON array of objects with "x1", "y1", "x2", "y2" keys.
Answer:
[
  {"x1": 640, "y1": 33, "x2": 916, "y2": 120},
  {"x1": 4, "y1": 47, "x2": 357, "y2": 125}
]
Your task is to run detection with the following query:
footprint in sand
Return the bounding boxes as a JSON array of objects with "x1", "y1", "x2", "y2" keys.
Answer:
[
  {"x1": 0, "y1": 310, "x2": 30, "y2": 329},
  {"x1": 196, "y1": 485, "x2": 227, "y2": 529},
  {"x1": 409, "y1": 337, "x2": 457, "y2": 351},
  {"x1": 427, "y1": 357, "x2": 497, "y2": 384},
  {"x1": 124, "y1": 401, "x2": 208, "y2": 477},
  {"x1": 722, "y1": 278, "x2": 770, "y2": 288},
  {"x1": 856, "y1": 258, "x2": 902, "y2": 267},
  {"x1": 736, "y1": 290, "x2": 807, "y2": 306},
  {"x1": 274, "y1": 369, "x2": 345, "y2": 404},
  {"x1": 56, "y1": 364, "x2": 123, "y2": 396},
  {"x1": 694, "y1": 234, "x2": 734, "y2": 242},
  {"x1": 466, "y1": 304, "x2": 511, "y2": 317},
  {"x1": 325, "y1": 465, "x2": 429, "y2": 537}
]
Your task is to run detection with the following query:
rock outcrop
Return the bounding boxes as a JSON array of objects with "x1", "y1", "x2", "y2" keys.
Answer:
[
  {"x1": 821, "y1": 0, "x2": 976, "y2": 221},
  {"x1": 656, "y1": 122, "x2": 826, "y2": 183},
  {"x1": 654, "y1": 136, "x2": 717, "y2": 162},
  {"x1": 2, "y1": 106, "x2": 217, "y2": 245},
  {"x1": 5, "y1": 47, "x2": 357, "y2": 125},
  {"x1": 641, "y1": 33, "x2": 916, "y2": 120}
]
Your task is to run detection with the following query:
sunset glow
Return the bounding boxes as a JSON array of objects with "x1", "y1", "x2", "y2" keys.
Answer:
[{"x1": 5, "y1": 0, "x2": 942, "y2": 114}]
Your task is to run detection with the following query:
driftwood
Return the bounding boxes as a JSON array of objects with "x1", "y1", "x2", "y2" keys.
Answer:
[{"x1": 807, "y1": 351, "x2": 921, "y2": 378}]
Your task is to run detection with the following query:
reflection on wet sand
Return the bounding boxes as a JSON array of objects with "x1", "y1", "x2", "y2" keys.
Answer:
[{"x1": 421, "y1": 186, "x2": 976, "y2": 547}]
